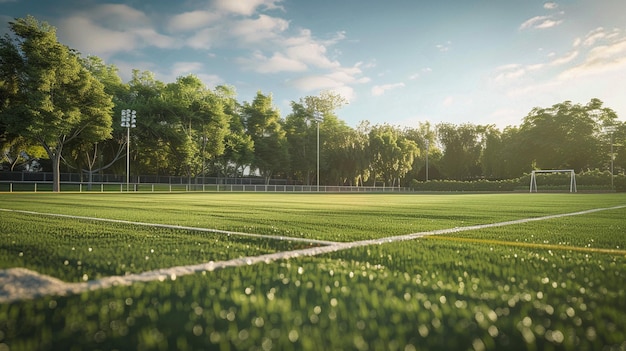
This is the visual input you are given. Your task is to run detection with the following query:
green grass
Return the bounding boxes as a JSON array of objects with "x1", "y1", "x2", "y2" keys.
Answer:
[
  {"x1": 1, "y1": 193, "x2": 625, "y2": 350},
  {"x1": 2, "y1": 193, "x2": 626, "y2": 242},
  {"x1": 0, "y1": 211, "x2": 311, "y2": 282}
]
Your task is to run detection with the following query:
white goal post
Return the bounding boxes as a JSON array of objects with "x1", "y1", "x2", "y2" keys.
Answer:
[{"x1": 529, "y1": 169, "x2": 577, "y2": 193}]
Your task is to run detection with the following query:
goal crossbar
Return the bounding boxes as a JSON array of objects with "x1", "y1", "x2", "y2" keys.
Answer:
[{"x1": 529, "y1": 169, "x2": 577, "y2": 193}]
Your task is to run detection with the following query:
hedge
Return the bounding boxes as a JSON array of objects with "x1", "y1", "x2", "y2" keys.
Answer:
[{"x1": 410, "y1": 170, "x2": 625, "y2": 192}]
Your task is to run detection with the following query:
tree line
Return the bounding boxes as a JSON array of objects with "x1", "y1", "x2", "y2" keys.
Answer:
[{"x1": 1, "y1": 16, "x2": 625, "y2": 191}]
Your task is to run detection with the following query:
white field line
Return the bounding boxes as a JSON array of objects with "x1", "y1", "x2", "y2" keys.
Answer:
[
  {"x1": 0, "y1": 208, "x2": 338, "y2": 246},
  {"x1": 1, "y1": 204, "x2": 625, "y2": 303}
]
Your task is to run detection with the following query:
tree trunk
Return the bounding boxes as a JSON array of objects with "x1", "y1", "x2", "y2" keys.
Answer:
[{"x1": 52, "y1": 151, "x2": 62, "y2": 192}]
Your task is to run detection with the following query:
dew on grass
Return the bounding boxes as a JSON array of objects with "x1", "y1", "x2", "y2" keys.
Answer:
[
  {"x1": 288, "y1": 329, "x2": 299, "y2": 342},
  {"x1": 253, "y1": 317, "x2": 265, "y2": 328},
  {"x1": 418, "y1": 324, "x2": 429, "y2": 337}
]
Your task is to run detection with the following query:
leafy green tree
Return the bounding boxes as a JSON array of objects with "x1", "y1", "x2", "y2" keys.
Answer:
[
  {"x1": 83, "y1": 56, "x2": 128, "y2": 101},
  {"x1": 146, "y1": 75, "x2": 230, "y2": 182},
  {"x1": 369, "y1": 124, "x2": 418, "y2": 187},
  {"x1": 481, "y1": 126, "x2": 530, "y2": 179},
  {"x1": 0, "y1": 16, "x2": 113, "y2": 191},
  {"x1": 615, "y1": 123, "x2": 625, "y2": 175},
  {"x1": 213, "y1": 85, "x2": 255, "y2": 179},
  {"x1": 319, "y1": 114, "x2": 354, "y2": 185},
  {"x1": 284, "y1": 101, "x2": 316, "y2": 184},
  {"x1": 284, "y1": 91, "x2": 349, "y2": 185},
  {"x1": 402, "y1": 122, "x2": 436, "y2": 182},
  {"x1": 116, "y1": 70, "x2": 172, "y2": 178},
  {"x1": 218, "y1": 132, "x2": 254, "y2": 178},
  {"x1": 437, "y1": 123, "x2": 486, "y2": 180},
  {"x1": 65, "y1": 57, "x2": 128, "y2": 185},
  {"x1": 1, "y1": 135, "x2": 47, "y2": 171},
  {"x1": 520, "y1": 99, "x2": 618, "y2": 172},
  {"x1": 243, "y1": 91, "x2": 289, "y2": 183},
  {"x1": 352, "y1": 121, "x2": 372, "y2": 186}
]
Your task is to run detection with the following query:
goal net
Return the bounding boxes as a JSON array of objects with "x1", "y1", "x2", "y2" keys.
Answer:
[{"x1": 529, "y1": 170, "x2": 577, "y2": 193}]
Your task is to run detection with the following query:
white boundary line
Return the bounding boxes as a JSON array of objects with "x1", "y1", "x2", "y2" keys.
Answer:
[
  {"x1": 0, "y1": 208, "x2": 338, "y2": 246},
  {"x1": 1, "y1": 204, "x2": 625, "y2": 303}
]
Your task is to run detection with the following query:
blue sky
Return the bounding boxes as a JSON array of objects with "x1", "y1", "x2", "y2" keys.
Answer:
[{"x1": 1, "y1": 0, "x2": 625, "y2": 129}]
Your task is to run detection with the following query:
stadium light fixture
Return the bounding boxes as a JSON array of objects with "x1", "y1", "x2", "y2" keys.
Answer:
[{"x1": 121, "y1": 109, "x2": 137, "y2": 191}]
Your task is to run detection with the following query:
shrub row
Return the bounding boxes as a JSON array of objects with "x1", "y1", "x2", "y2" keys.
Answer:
[{"x1": 411, "y1": 171, "x2": 626, "y2": 192}]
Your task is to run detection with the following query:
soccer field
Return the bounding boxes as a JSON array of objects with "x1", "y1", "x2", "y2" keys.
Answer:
[{"x1": 1, "y1": 193, "x2": 625, "y2": 350}]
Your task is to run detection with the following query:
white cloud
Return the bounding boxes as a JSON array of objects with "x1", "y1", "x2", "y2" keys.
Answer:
[
  {"x1": 560, "y1": 37, "x2": 626, "y2": 79},
  {"x1": 171, "y1": 62, "x2": 205, "y2": 76},
  {"x1": 234, "y1": 27, "x2": 343, "y2": 74},
  {"x1": 168, "y1": 11, "x2": 220, "y2": 32},
  {"x1": 493, "y1": 64, "x2": 526, "y2": 82},
  {"x1": 230, "y1": 15, "x2": 290, "y2": 44},
  {"x1": 54, "y1": 0, "x2": 365, "y2": 105},
  {"x1": 282, "y1": 29, "x2": 341, "y2": 69},
  {"x1": 57, "y1": 4, "x2": 179, "y2": 57},
  {"x1": 212, "y1": 0, "x2": 284, "y2": 16},
  {"x1": 493, "y1": 25, "x2": 626, "y2": 117},
  {"x1": 550, "y1": 50, "x2": 578, "y2": 66},
  {"x1": 88, "y1": 4, "x2": 151, "y2": 26},
  {"x1": 288, "y1": 63, "x2": 369, "y2": 102},
  {"x1": 543, "y1": 2, "x2": 558, "y2": 10},
  {"x1": 58, "y1": 16, "x2": 136, "y2": 56},
  {"x1": 519, "y1": 15, "x2": 563, "y2": 30},
  {"x1": 436, "y1": 41, "x2": 451, "y2": 52},
  {"x1": 408, "y1": 67, "x2": 433, "y2": 80},
  {"x1": 127, "y1": 61, "x2": 224, "y2": 88},
  {"x1": 237, "y1": 51, "x2": 308, "y2": 73},
  {"x1": 583, "y1": 27, "x2": 607, "y2": 47},
  {"x1": 492, "y1": 48, "x2": 580, "y2": 84},
  {"x1": 371, "y1": 82, "x2": 405, "y2": 96}
]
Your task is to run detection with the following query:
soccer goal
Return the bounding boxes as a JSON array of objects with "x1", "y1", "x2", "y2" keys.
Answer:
[{"x1": 529, "y1": 169, "x2": 577, "y2": 193}]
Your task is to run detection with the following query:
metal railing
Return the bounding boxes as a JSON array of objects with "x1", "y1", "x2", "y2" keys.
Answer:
[{"x1": 0, "y1": 181, "x2": 411, "y2": 193}]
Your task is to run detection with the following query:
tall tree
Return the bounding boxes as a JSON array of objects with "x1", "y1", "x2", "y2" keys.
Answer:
[
  {"x1": 520, "y1": 99, "x2": 618, "y2": 172},
  {"x1": 0, "y1": 16, "x2": 113, "y2": 191},
  {"x1": 481, "y1": 126, "x2": 530, "y2": 179},
  {"x1": 437, "y1": 123, "x2": 486, "y2": 180},
  {"x1": 284, "y1": 101, "x2": 316, "y2": 184},
  {"x1": 285, "y1": 91, "x2": 349, "y2": 185},
  {"x1": 214, "y1": 85, "x2": 254, "y2": 179},
  {"x1": 369, "y1": 124, "x2": 418, "y2": 187},
  {"x1": 243, "y1": 91, "x2": 289, "y2": 183},
  {"x1": 67, "y1": 57, "x2": 128, "y2": 185}
]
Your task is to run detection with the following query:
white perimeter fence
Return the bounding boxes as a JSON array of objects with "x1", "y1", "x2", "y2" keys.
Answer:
[{"x1": 0, "y1": 181, "x2": 411, "y2": 193}]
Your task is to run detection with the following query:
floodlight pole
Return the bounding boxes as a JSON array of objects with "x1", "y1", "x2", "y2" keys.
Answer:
[
  {"x1": 425, "y1": 139, "x2": 429, "y2": 182},
  {"x1": 313, "y1": 111, "x2": 324, "y2": 191},
  {"x1": 602, "y1": 125, "x2": 616, "y2": 190},
  {"x1": 121, "y1": 109, "x2": 137, "y2": 191},
  {"x1": 608, "y1": 127, "x2": 616, "y2": 190}
]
